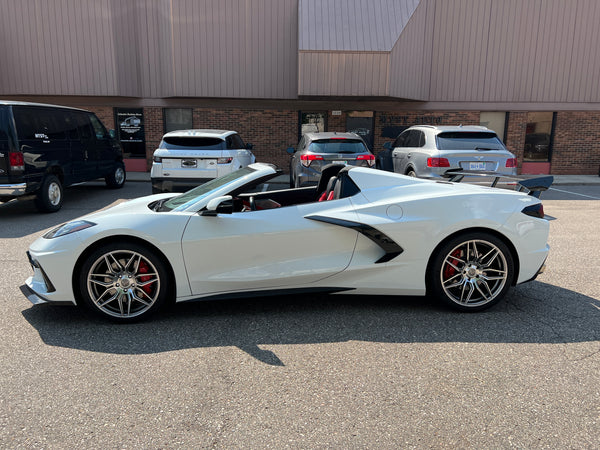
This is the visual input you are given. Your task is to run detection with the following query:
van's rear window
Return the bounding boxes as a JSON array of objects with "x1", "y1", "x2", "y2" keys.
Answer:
[{"x1": 161, "y1": 137, "x2": 224, "y2": 150}]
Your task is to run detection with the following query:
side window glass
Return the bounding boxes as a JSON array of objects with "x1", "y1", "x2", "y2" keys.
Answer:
[
  {"x1": 40, "y1": 109, "x2": 66, "y2": 140},
  {"x1": 406, "y1": 130, "x2": 420, "y2": 147},
  {"x1": 394, "y1": 131, "x2": 408, "y2": 148},
  {"x1": 13, "y1": 107, "x2": 38, "y2": 140},
  {"x1": 89, "y1": 114, "x2": 108, "y2": 140},
  {"x1": 74, "y1": 113, "x2": 93, "y2": 140},
  {"x1": 64, "y1": 112, "x2": 79, "y2": 140},
  {"x1": 225, "y1": 136, "x2": 234, "y2": 149},
  {"x1": 229, "y1": 134, "x2": 245, "y2": 149},
  {"x1": 419, "y1": 131, "x2": 426, "y2": 147}
]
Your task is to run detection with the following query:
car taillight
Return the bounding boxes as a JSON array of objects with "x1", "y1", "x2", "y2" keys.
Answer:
[
  {"x1": 217, "y1": 157, "x2": 233, "y2": 164},
  {"x1": 521, "y1": 203, "x2": 545, "y2": 219},
  {"x1": 357, "y1": 154, "x2": 375, "y2": 167},
  {"x1": 505, "y1": 158, "x2": 517, "y2": 168},
  {"x1": 9, "y1": 152, "x2": 24, "y2": 171},
  {"x1": 427, "y1": 157, "x2": 450, "y2": 167},
  {"x1": 153, "y1": 155, "x2": 162, "y2": 163},
  {"x1": 300, "y1": 154, "x2": 324, "y2": 167}
]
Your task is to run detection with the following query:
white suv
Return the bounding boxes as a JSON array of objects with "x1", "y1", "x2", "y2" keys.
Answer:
[{"x1": 151, "y1": 129, "x2": 255, "y2": 193}]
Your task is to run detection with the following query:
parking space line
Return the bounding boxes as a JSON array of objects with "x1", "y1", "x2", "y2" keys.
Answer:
[{"x1": 549, "y1": 187, "x2": 600, "y2": 200}]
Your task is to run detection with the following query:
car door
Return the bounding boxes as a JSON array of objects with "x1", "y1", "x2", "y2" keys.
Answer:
[
  {"x1": 181, "y1": 199, "x2": 360, "y2": 295},
  {"x1": 71, "y1": 111, "x2": 98, "y2": 180},
  {"x1": 88, "y1": 113, "x2": 114, "y2": 176},
  {"x1": 391, "y1": 130, "x2": 409, "y2": 173}
]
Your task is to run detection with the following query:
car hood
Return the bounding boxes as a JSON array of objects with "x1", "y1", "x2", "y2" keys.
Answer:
[{"x1": 84, "y1": 193, "x2": 174, "y2": 221}]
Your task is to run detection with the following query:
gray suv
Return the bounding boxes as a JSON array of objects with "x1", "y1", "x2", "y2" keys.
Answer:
[
  {"x1": 287, "y1": 132, "x2": 374, "y2": 187},
  {"x1": 377, "y1": 125, "x2": 517, "y2": 178}
]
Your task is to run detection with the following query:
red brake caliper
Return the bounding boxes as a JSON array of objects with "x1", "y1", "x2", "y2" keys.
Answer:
[
  {"x1": 444, "y1": 249, "x2": 463, "y2": 280},
  {"x1": 138, "y1": 260, "x2": 154, "y2": 295}
]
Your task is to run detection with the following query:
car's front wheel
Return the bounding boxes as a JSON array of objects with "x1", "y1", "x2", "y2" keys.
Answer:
[
  {"x1": 105, "y1": 163, "x2": 126, "y2": 189},
  {"x1": 428, "y1": 232, "x2": 515, "y2": 311},
  {"x1": 78, "y1": 242, "x2": 170, "y2": 322}
]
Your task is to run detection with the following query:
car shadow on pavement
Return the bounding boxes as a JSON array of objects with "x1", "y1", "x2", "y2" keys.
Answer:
[{"x1": 21, "y1": 281, "x2": 600, "y2": 366}]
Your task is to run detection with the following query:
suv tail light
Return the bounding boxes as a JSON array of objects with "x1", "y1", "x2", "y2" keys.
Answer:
[
  {"x1": 9, "y1": 152, "x2": 24, "y2": 171},
  {"x1": 217, "y1": 157, "x2": 233, "y2": 164},
  {"x1": 505, "y1": 158, "x2": 517, "y2": 168},
  {"x1": 357, "y1": 154, "x2": 375, "y2": 167},
  {"x1": 300, "y1": 154, "x2": 324, "y2": 167},
  {"x1": 521, "y1": 203, "x2": 545, "y2": 219},
  {"x1": 427, "y1": 157, "x2": 450, "y2": 167}
]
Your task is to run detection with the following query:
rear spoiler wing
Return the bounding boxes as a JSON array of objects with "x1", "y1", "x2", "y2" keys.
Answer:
[{"x1": 442, "y1": 169, "x2": 554, "y2": 198}]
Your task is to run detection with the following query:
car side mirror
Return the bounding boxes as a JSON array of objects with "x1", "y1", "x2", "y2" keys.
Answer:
[
  {"x1": 201, "y1": 195, "x2": 233, "y2": 216},
  {"x1": 246, "y1": 143, "x2": 253, "y2": 150},
  {"x1": 286, "y1": 146, "x2": 294, "y2": 155},
  {"x1": 109, "y1": 129, "x2": 116, "y2": 139},
  {"x1": 383, "y1": 142, "x2": 392, "y2": 150}
]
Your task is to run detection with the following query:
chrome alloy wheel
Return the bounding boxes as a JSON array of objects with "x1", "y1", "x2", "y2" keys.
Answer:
[
  {"x1": 86, "y1": 250, "x2": 161, "y2": 318},
  {"x1": 48, "y1": 181, "x2": 62, "y2": 206},
  {"x1": 440, "y1": 239, "x2": 508, "y2": 307},
  {"x1": 114, "y1": 167, "x2": 125, "y2": 185}
]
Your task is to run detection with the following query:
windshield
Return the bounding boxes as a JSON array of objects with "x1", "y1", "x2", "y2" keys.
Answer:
[
  {"x1": 160, "y1": 166, "x2": 257, "y2": 212},
  {"x1": 436, "y1": 132, "x2": 505, "y2": 150},
  {"x1": 308, "y1": 139, "x2": 368, "y2": 154},
  {"x1": 160, "y1": 136, "x2": 225, "y2": 150}
]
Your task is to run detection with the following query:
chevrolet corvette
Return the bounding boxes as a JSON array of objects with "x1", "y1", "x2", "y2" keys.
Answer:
[{"x1": 22, "y1": 163, "x2": 552, "y2": 322}]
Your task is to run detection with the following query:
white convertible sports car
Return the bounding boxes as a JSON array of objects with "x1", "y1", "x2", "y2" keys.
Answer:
[{"x1": 22, "y1": 163, "x2": 552, "y2": 322}]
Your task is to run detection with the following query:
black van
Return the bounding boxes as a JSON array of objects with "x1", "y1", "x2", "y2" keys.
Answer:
[{"x1": 0, "y1": 101, "x2": 125, "y2": 212}]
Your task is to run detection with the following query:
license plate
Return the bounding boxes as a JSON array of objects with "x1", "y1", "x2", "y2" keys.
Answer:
[
  {"x1": 469, "y1": 162, "x2": 486, "y2": 170},
  {"x1": 336, "y1": 160, "x2": 348, "y2": 165}
]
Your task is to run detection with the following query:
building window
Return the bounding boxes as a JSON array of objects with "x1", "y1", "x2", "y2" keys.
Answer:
[
  {"x1": 346, "y1": 111, "x2": 374, "y2": 150},
  {"x1": 300, "y1": 112, "x2": 327, "y2": 137},
  {"x1": 164, "y1": 108, "x2": 193, "y2": 133},
  {"x1": 480, "y1": 112, "x2": 507, "y2": 142},
  {"x1": 524, "y1": 112, "x2": 554, "y2": 162}
]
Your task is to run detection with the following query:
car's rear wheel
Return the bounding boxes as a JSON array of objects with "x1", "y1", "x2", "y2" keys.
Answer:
[
  {"x1": 406, "y1": 169, "x2": 417, "y2": 177},
  {"x1": 35, "y1": 174, "x2": 63, "y2": 213},
  {"x1": 428, "y1": 232, "x2": 514, "y2": 311},
  {"x1": 78, "y1": 242, "x2": 170, "y2": 322},
  {"x1": 105, "y1": 163, "x2": 126, "y2": 189}
]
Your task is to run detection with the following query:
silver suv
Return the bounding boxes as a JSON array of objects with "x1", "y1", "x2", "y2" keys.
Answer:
[
  {"x1": 377, "y1": 125, "x2": 517, "y2": 178},
  {"x1": 287, "y1": 132, "x2": 374, "y2": 187},
  {"x1": 151, "y1": 129, "x2": 255, "y2": 193}
]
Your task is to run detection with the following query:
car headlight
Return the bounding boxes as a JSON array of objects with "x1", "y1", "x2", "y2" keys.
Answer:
[{"x1": 43, "y1": 220, "x2": 96, "y2": 239}]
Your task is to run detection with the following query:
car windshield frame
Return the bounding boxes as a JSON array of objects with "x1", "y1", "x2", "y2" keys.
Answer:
[
  {"x1": 158, "y1": 164, "x2": 277, "y2": 213},
  {"x1": 436, "y1": 132, "x2": 506, "y2": 151},
  {"x1": 308, "y1": 139, "x2": 369, "y2": 154}
]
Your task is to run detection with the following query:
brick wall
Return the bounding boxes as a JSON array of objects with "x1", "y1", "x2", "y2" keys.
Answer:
[
  {"x1": 192, "y1": 107, "x2": 298, "y2": 171},
  {"x1": 80, "y1": 105, "x2": 600, "y2": 175},
  {"x1": 552, "y1": 111, "x2": 600, "y2": 175}
]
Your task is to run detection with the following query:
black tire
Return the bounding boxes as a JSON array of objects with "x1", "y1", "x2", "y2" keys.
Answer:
[
  {"x1": 427, "y1": 232, "x2": 515, "y2": 312},
  {"x1": 105, "y1": 163, "x2": 126, "y2": 189},
  {"x1": 406, "y1": 169, "x2": 417, "y2": 177},
  {"x1": 152, "y1": 186, "x2": 163, "y2": 194},
  {"x1": 77, "y1": 242, "x2": 171, "y2": 322},
  {"x1": 34, "y1": 174, "x2": 63, "y2": 213}
]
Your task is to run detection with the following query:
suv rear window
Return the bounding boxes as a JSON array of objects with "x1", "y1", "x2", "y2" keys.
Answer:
[
  {"x1": 436, "y1": 132, "x2": 504, "y2": 150},
  {"x1": 161, "y1": 137, "x2": 225, "y2": 150},
  {"x1": 309, "y1": 139, "x2": 368, "y2": 154}
]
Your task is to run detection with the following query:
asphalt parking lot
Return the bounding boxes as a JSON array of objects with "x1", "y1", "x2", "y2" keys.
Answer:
[{"x1": 1, "y1": 180, "x2": 598, "y2": 448}]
